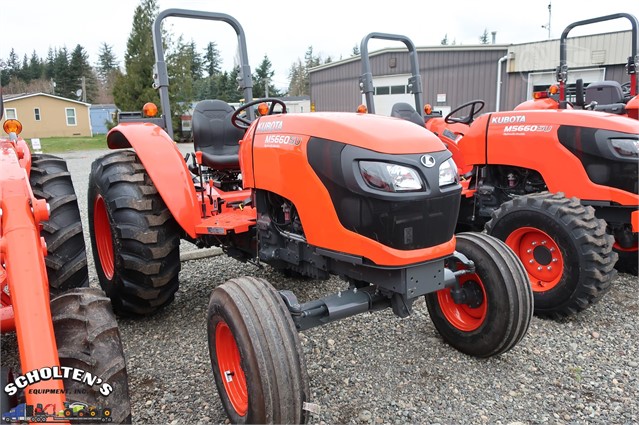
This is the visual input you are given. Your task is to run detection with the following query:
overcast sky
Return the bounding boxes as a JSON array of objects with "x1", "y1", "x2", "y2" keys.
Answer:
[{"x1": 4, "y1": 0, "x2": 638, "y2": 91}]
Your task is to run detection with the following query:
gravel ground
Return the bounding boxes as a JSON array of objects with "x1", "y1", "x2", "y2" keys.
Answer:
[{"x1": 2, "y1": 144, "x2": 638, "y2": 425}]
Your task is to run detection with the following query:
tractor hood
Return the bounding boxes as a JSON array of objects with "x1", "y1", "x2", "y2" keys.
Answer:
[{"x1": 249, "y1": 112, "x2": 446, "y2": 154}]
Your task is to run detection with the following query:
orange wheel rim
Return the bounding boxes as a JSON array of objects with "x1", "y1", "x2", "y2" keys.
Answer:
[
  {"x1": 216, "y1": 321, "x2": 248, "y2": 416},
  {"x1": 506, "y1": 227, "x2": 563, "y2": 292},
  {"x1": 613, "y1": 241, "x2": 638, "y2": 252},
  {"x1": 437, "y1": 272, "x2": 487, "y2": 332},
  {"x1": 94, "y1": 195, "x2": 115, "y2": 280}
]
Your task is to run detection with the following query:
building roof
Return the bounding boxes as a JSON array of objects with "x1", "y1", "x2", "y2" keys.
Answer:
[
  {"x1": 3, "y1": 92, "x2": 90, "y2": 106},
  {"x1": 309, "y1": 44, "x2": 511, "y2": 73},
  {"x1": 90, "y1": 104, "x2": 118, "y2": 110}
]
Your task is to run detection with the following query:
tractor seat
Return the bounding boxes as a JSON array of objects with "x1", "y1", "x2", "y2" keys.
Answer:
[
  {"x1": 390, "y1": 102, "x2": 425, "y2": 127},
  {"x1": 585, "y1": 81, "x2": 624, "y2": 105},
  {"x1": 192, "y1": 99, "x2": 245, "y2": 170}
]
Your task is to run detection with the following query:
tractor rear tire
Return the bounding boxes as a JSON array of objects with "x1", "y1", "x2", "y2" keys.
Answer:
[
  {"x1": 50, "y1": 287, "x2": 131, "y2": 424},
  {"x1": 87, "y1": 150, "x2": 181, "y2": 316},
  {"x1": 425, "y1": 232, "x2": 533, "y2": 358},
  {"x1": 485, "y1": 192, "x2": 617, "y2": 319},
  {"x1": 30, "y1": 154, "x2": 89, "y2": 295},
  {"x1": 207, "y1": 276, "x2": 310, "y2": 424}
]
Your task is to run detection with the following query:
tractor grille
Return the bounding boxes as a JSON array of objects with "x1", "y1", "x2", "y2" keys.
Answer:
[{"x1": 308, "y1": 137, "x2": 460, "y2": 251}]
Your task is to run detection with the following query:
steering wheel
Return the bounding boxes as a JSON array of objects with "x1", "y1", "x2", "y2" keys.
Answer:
[
  {"x1": 231, "y1": 98, "x2": 287, "y2": 130},
  {"x1": 444, "y1": 100, "x2": 485, "y2": 125}
]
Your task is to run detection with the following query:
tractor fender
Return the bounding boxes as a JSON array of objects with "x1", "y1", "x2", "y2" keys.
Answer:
[{"x1": 107, "y1": 123, "x2": 200, "y2": 238}]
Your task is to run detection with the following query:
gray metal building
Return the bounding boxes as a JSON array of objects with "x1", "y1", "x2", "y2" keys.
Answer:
[{"x1": 309, "y1": 30, "x2": 633, "y2": 115}]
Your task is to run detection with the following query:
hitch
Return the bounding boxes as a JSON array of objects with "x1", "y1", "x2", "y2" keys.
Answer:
[{"x1": 280, "y1": 287, "x2": 390, "y2": 331}]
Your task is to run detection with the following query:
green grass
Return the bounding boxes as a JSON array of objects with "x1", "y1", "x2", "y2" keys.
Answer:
[{"x1": 27, "y1": 135, "x2": 109, "y2": 153}]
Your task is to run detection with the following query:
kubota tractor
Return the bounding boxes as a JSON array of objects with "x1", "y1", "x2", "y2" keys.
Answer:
[
  {"x1": 0, "y1": 89, "x2": 131, "y2": 423},
  {"x1": 515, "y1": 12, "x2": 638, "y2": 121},
  {"x1": 359, "y1": 32, "x2": 637, "y2": 320},
  {"x1": 88, "y1": 9, "x2": 533, "y2": 424}
]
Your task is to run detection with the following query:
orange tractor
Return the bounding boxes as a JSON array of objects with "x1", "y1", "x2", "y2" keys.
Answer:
[
  {"x1": 515, "y1": 12, "x2": 638, "y2": 121},
  {"x1": 359, "y1": 31, "x2": 637, "y2": 320},
  {"x1": 88, "y1": 9, "x2": 533, "y2": 424},
  {"x1": 0, "y1": 91, "x2": 130, "y2": 423}
]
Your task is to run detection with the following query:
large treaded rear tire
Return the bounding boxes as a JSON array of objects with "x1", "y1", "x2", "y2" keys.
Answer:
[
  {"x1": 207, "y1": 276, "x2": 310, "y2": 424},
  {"x1": 486, "y1": 192, "x2": 617, "y2": 319},
  {"x1": 30, "y1": 154, "x2": 89, "y2": 295},
  {"x1": 51, "y1": 287, "x2": 131, "y2": 424},
  {"x1": 426, "y1": 232, "x2": 533, "y2": 358},
  {"x1": 87, "y1": 150, "x2": 181, "y2": 316}
]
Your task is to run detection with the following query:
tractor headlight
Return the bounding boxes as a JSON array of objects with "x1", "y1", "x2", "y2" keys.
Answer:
[
  {"x1": 438, "y1": 158, "x2": 458, "y2": 186},
  {"x1": 359, "y1": 161, "x2": 423, "y2": 192},
  {"x1": 609, "y1": 138, "x2": 639, "y2": 158}
]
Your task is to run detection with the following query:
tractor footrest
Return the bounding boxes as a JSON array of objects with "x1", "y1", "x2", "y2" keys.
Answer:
[{"x1": 195, "y1": 207, "x2": 256, "y2": 236}]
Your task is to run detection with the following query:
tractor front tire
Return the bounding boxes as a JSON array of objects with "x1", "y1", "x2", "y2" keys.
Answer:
[
  {"x1": 207, "y1": 276, "x2": 310, "y2": 424},
  {"x1": 426, "y1": 232, "x2": 533, "y2": 358},
  {"x1": 613, "y1": 244, "x2": 638, "y2": 276},
  {"x1": 30, "y1": 154, "x2": 89, "y2": 295},
  {"x1": 87, "y1": 150, "x2": 181, "y2": 316},
  {"x1": 486, "y1": 192, "x2": 617, "y2": 319},
  {"x1": 50, "y1": 287, "x2": 131, "y2": 424}
]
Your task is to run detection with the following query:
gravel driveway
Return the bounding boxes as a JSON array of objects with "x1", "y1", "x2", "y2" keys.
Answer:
[{"x1": 2, "y1": 144, "x2": 638, "y2": 425}]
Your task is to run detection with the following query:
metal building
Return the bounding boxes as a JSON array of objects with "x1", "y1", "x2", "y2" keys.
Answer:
[{"x1": 309, "y1": 30, "x2": 633, "y2": 115}]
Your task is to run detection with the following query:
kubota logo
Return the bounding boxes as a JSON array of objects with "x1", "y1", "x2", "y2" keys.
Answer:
[
  {"x1": 491, "y1": 115, "x2": 526, "y2": 124},
  {"x1": 256, "y1": 120, "x2": 283, "y2": 132},
  {"x1": 420, "y1": 155, "x2": 436, "y2": 168}
]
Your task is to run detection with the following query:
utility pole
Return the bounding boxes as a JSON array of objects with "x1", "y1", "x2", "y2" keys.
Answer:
[
  {"x1": 81, "y1": 76, "x2": 87, "y2": 102},
  {"x1": 265, "y1": 78, "x2": 269, "y2": 98},
  {"x1": 541, "y1": 1, "x2": 552, "y2": 39}
]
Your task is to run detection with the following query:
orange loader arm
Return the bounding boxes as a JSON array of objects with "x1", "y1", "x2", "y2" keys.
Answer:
[{"x1": 0, "y1": 135, "x2": 70, "y2": 423}]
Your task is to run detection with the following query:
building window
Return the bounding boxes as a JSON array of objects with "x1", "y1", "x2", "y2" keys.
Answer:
[
  {"x1": 5, "y1": 108, "x2": 17, "y2": 119},
  {"x1": 65, "y1": 108, "x2": 77, "y2": 126},
  {"x1": 34, "y1": 108, "x2": 41, "y2": 121},
  {"x1": 375, "y1": 86, "x2": 390, "y2": 95},
  {"x1": 390, "y1": 85, "x2": 407, "y2": 95}
]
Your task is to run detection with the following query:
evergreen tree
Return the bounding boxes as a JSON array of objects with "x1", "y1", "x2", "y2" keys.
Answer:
[
  {"x1": 44, "y1": 48, "x2": 56, "y2": 81},
  {"x1": 96, "y1": 42, "x2": 121, "y2": 103},
  {"x1": 166, "y1": 35, "x2": 197, "y2": 132},
  {"x1": 441, "y1": 34, "x2": 449, "y2": 45},
  {"x1": 480, "y1": 29, "x2": 490, "y2": 44},
  {"x1": 225, "y1": 66, "x2": 243, "y2": 102},
  {"x1": 287, "y1": 59, "x2": 306, "y2": 96},
  {"x1": 52, "y1": 48, "x2": 74, "y2": 98},
  {"x1": 6, "y1": 49, "x2": 20, "y2": 82},
  {"x1": 96, "y1": 42, "x2": 119, "y2": 82},
  {"x1": 112, "y1": 0, "x2": 160, "y2": 112},
  {"x1": 19, "y1": 54, "x2": 30, "y2": 83},
  {"x1": 204, "y1": 41, "x2": 222, "y2": 77},
  {"x1": 69, "y1": 44, "x2": 98, "y2": 102},
  {"x1": 253, "y1": 55, "x2": 280, "y2": 98},
  {"x1": 28, "y1": 51, "x2": 44, "y2": 81},
  {"x1": 352, "y1": 44, "x2": 360, "y2": 56}
]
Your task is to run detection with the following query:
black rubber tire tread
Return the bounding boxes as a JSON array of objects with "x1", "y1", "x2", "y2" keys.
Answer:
[
  {"x1": 87, "y1": 150, "x2": 180, "y2": 316},
  {"x1": 426, "y1": 232, "x2": 534, "y2": 358},
  {"x1": 50, "y1": 287, "x2": 131, "y2": 424},
  {"x1": 613, "y1": 246, "x2": 638, "y2": 276},
  {"x1": 29, "y1": 154, "x2": 89, "y2": 295},
  {"x1": 207, "y1": 276, "x2": 310, "y2": 424},
  {"x1": 485, "y1": 192, "x2": 618, "y2": 319}
]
